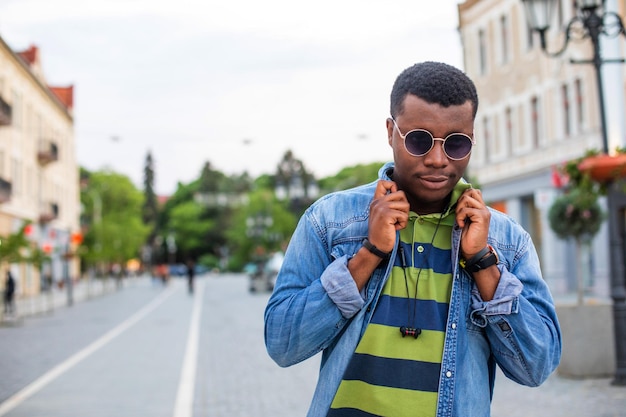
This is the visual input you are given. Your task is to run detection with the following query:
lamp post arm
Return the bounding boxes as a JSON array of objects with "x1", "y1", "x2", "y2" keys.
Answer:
[{"x1": 537, "y1": 17, "x2": 582, "y2": 58}]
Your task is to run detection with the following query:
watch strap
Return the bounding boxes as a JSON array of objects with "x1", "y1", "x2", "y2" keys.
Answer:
[
  {"x1": 362, "y1": 238, "x2": 391, "y2": 259},
  {"x1": 461, "y1": 245, "x2": 498, "y2": 273}
]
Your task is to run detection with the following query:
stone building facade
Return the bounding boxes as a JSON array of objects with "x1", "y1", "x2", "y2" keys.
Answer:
[{"x1": 0, "y1": 37, "x2": 80, "y2": 298}]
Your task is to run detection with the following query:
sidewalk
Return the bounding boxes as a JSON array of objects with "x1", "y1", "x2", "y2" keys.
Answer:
[
  {"x1": 491, "y1": 367, "x2": 626, "y2": 417},
  {"x1": 1, "y1": 276, "x2": 126, "y2": 325}
]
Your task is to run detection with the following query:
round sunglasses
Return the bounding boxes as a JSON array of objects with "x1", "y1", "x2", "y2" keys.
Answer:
[{"x1": 392, "y1": 119, "x2": 475, "y2": 160}]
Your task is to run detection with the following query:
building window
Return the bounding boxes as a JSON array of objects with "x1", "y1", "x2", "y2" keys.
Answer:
[
  {"x1": 494, "y1": 114, "x2": 502, "y2": 158},
  {"x1": 483, "y1": 116, "x2": 491, "y2": 162},
  {"x1": 27, "y1": 166, "x2": 35, "y2": 203},
  {"x1": 500, "y1": 15, "x2": 509, "y2": 64},
  {"x1": 479, "y1": 29, "x2": 487, "y2": 75},
  {"x1": 11, "y1": 157, "x2": 20, "y2": 196},
  {"x1": 562, "y1": 84, "x2": 571, "y2": 137},
  {"x1": 557, "y1": 0, "x2": 564, "y2": 28},
  {"x1": 505, "y1": 106, "x2": 514, "y2": 154},
  {"x1": 531, "y1": 96, "x2": 541, "y2": 148},
  {"x1": 575, "y1": 78, "x2": 584, "y2": 129},
  {"x1": 11, "y1": 89, "x2": 21, "y2": 129},
  {"x1": 526, "y1": 19, "x2": 535, "y2": 50}
]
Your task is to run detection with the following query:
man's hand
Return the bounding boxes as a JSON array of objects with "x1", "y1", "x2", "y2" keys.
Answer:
[
  {"x1": 455, "y1": 187, "x2": 491, "y2": 260},
  {"x1": 348, "y1": 180, "x2": 409, "y2": 291},
  {"x1": 456, "y1": 187, "x2": 500, "y2": 301},
  {"x1": 368, "y1": 180, "x2": 410, "y2": 252}
]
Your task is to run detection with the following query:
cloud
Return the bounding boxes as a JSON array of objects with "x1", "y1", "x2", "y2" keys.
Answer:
[{"x1": 0, "y1": 0, "x2": 463, "y2": 194}]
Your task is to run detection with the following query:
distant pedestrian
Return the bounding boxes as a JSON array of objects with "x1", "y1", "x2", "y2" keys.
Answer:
[
  {"x1": 186, "y1": 260, "x2": 195, "y2": 294},
  {"x1": 4, "y1": 271, "x2": 15, "y2": 315},
  {"x1": 156, "y1": 263, "x2": 169, "y2": 285}
]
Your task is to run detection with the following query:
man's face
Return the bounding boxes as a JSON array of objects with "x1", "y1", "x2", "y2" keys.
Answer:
[{"x1": 387, "y1": 94, "x2": 474, "y2": 215}]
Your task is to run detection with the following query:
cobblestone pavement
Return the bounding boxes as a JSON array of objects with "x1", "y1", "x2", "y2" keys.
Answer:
[
  {"x1": 200, "y1": 276, "x2": 626, "y2": 417},
  {"x1": 0, "y1": 274, "x2": 624, "y2": 416},
  {"x1": 491, "y1": 370, "x2": 626, "y2": 417}
]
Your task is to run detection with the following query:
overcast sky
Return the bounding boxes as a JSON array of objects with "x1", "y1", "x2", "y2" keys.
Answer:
[{"x1": 0, "y1": 0, "x2": 463, "y2": 195}]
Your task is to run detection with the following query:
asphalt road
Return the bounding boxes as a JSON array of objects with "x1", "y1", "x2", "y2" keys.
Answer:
[{"x1": 0, "y1": 274, "x2": 624, "y2": 417}]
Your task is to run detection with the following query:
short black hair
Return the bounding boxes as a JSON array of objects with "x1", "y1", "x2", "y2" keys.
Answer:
[{"x1": 390, "y1": 61, "x2": 478, "y2": 119}]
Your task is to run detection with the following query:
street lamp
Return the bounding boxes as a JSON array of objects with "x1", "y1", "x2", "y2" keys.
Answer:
[
  {"x1": 521, "y1": 0, "x2": 626, "y2": 385},
  {"x1": 166, "y1": 233, "x2": 177, "y2": 265}
]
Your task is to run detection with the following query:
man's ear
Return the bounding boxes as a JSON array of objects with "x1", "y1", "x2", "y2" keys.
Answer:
[{"x1": 386, "y1": 118, "x2": 394, "y2": 146}]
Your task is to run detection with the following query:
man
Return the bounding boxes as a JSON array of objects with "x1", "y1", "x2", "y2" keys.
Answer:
[
  {"x1": 186, "y1": 260, "x2": 195, "y2": 294},
  {"x1": 264, "y1": 61, "x2": 561, "y2": 417},
  {"x1": 4, "y1": 271, "x2": 15, "y2": 315}
]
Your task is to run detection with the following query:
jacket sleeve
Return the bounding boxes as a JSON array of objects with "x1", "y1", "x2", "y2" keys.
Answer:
[
  {"x1": 469, "y1": 230, "x2": 562, "y2": 386},
  {"x1": 264, "y1": 211, "x2": 365, "y2": 368}
]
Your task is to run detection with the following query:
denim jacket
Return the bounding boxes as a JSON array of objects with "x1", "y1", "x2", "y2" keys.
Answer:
[{"x1": 265, "y1": 162, "x2": 561, "y2": 417}]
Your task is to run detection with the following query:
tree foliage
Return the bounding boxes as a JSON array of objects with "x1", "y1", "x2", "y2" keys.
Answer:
[
  {"x1": 226, "y1": 188, "x2": 297, "y2": 270},
  {"x1": 167, "y1": 201, "x2": 214, "y2": 259},
  {"x1": 78, "y1": 153, "x2": 389, "y2": 273},
  {"x1": 0, "y1": 222, "x2": 48, "y2": 268},
  {"x1": 80, "y1": 169, "x2": 149, "y2": 268},
  {"x1": 156, "y1": 162, "x2": 254, "y2": 267},
  {"x1": 318, "y1": 162, "x2": 383, "y2": 193},
  {"x1": 142, "y1": 151, "x2": 159, "y2": 235}
]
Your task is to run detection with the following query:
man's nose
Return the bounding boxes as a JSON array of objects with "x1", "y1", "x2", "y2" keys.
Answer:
[{"x1": 424, "y1": 140, "x2": 448, "y2": 166}]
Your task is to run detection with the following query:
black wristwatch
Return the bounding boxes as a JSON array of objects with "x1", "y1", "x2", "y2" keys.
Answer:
[
  {"x1": 460, "y1": 245, "x2": 498, "y2": 273},
  {"x1": 362, "y1": 238, "x2": 391, "y2": 259}
]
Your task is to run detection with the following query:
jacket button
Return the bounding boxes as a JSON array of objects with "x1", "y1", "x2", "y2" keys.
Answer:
[
  {"x1": 446, "y1": 371, "x2": 452, "y2": 378},
  {"x1": 451, "y1": 323, "x2": 457, "y2": 330}
]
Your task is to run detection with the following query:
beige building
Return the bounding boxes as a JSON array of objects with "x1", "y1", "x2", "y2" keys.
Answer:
[
  {"x1": 0, "y1": 36, "x2": 80, "y2": 298},
  {"x1": 458, "y1": 0, "x2": 626, "y2": 297}
]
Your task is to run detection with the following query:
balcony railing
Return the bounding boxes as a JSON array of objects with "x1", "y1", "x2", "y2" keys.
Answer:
[
  {"x1": 39, "y1": 201, "x2": 59, "y2": 223},
  {"x1": 37, "y1": 141, "x2": 59, "y2": 165},
  {"x1": 0, "y1": 177, "x2": 12, "y2": 203},
  {"x1": 0, "y1": 95, "x2": 11, "y2": 126}
]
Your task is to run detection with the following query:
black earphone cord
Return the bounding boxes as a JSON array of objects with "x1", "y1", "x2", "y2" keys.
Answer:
[{"x1": 398, "y1": 211, "x2": 445, "y2": 338}]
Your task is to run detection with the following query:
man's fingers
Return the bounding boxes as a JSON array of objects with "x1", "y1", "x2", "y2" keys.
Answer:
[{"x1": 374, "y1": 180, "x2": 397, "y2": 198}]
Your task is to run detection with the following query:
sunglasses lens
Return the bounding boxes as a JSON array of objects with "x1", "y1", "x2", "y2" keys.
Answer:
[
  {"x1": 444, "y1": 134, "x2": 473, "y2": 160},
  {"x1": 404, "y1": 130, "x2": 433, "y2": 156}
]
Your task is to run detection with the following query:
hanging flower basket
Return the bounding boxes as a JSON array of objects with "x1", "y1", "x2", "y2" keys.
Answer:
[
  {"x1": 577, "y1": 153, "x2": 626, "y2": 183},
  {"x1": 548, "y1": 188, "x2": 605, "y2": 242}
]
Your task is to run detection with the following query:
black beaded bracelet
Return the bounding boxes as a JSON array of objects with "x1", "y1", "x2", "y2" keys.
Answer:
[{"x1": 362, "y1": 238, "x2": 391, "y2": 259}]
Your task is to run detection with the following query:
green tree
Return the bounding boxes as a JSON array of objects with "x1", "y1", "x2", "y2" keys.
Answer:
[
  {"x1": 226, "y1": 188, "x2": 296, "y2": 270},
  {"x1": 166, "y1": 201, "x2": 213, "y2": 260},
  {"x1": 158, "y1": 162, "x2": 254, "y2": 268},
  {"x1": 142, "y1": 151, "x2": 159, "y2": 233},
  {"x1": 80, "y1": 169, "x2": 149, "y2": 271},
  {"x1": 274, "y1": 150, "x2": 318, "y2": 217},
  {"x1": 317, "y1": 162, "x2": 383, "y2": 193},
  {"x1": 0, "y1": 222, "x2": 47, "y2": 268}
]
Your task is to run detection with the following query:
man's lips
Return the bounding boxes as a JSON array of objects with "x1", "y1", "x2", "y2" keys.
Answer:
[
  {"x1": 418, "y1": 174, "x2": 450, "y2": 189},
  {"x1": 420, "y1": 174, "x2": 449, "y2": 182}
]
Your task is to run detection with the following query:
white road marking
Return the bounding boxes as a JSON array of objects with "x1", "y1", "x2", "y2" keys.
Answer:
[
  {"x1": 0, "y1": 284, "x2": 178, "y2": 416},
  {"x1": 173, "y1": 279, "x2": 204, "y2": 417}
]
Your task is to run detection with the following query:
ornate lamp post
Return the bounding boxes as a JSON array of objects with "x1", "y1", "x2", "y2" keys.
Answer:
[{"x1": 521, "y1": 0, "x2": 626, "y2": 385}]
